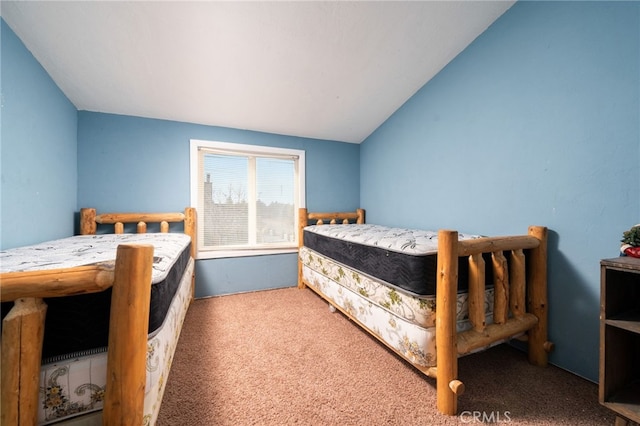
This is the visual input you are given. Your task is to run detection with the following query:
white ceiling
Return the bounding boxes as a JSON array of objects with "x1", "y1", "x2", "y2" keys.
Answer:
[{"x1": 1, "y1": 1, "x2": 514, "y2": 143}]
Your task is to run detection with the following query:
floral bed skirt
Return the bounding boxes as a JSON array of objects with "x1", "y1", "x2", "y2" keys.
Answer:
[{"x1": 300, "y1": 247, "x2": 495, "y2": 367}]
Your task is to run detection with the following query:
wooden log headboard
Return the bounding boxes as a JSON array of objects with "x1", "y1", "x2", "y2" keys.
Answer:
[
  {"x1": 297, "y1": 207, "x2": 365, "y2": 249},
  {"x1": 80, "y1": 207, "x2": 197, "y2": 259}
]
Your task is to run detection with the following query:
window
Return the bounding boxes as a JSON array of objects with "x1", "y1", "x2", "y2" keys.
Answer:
[{"x1": 190, "y1": 139, "x2": 305, "y2": 259}]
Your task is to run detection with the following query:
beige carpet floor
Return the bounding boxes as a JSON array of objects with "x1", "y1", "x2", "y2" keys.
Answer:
[{"x1": 156, "y1": 287, "x2": 617, "y2": 425}]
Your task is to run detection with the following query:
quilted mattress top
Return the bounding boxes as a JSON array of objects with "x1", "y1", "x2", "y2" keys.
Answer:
[
  {"x1": 0, "y1": 233, "x2": 191, "y2": 284},
  {"x1": 304, "y1": 224, "x2": 481, "y2": 256}
]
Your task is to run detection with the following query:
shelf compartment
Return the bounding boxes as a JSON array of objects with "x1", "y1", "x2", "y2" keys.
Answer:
[{"x1": 600, "y1": 325, "x2": 640, "y2": 422}]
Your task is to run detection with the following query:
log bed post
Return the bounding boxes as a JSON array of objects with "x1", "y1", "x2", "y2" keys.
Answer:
[
  {"x1": 526, "y1": 225, "x2": 550, "y2": 366},
  {"x1": 80, "y1": 207, "x2": 97, "y2": 235},
  {"x1": 184, "y1": 207, "x2": 197, "y2": 259},
  {"x1": 1, "y1": 297, "x2": 47, "y2": 425},
  {"x1": 436, "y1": 230, "x2": 463, "y2": 415},
  {"x1": 102, "y1": 244, "x2": 154, "y2": 426},
  {"x1": 184, "y1": 207, "x2": 197, "y2": 301},
  {"x1": 297, "y1": 208, "x2": 308, "y2": 289}
]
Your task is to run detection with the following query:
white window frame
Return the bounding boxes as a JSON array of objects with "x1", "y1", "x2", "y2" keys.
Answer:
[{"x1": 190, "y1": 139, "x2": 305, "y2": 259}]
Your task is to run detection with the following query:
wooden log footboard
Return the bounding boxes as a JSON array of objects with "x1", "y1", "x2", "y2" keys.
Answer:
[
  {"x1": 0, "y1": 207, "x2": 196, "y2": 425},
  {"x1": 297, "y1": 208, "x2": 551, "y2": 416}
]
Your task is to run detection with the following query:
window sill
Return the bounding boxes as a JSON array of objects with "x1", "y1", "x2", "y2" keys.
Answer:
[{"x1": 196, "y1": 247, "x2": 299, "y2": 260}]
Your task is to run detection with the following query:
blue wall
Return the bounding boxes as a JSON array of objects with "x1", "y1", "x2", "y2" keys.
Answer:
[
  {"x1": 0, "y1": 19, "x2": 78, "y2": 249},
  {"x1": 361, "y1": 1, "x2": 640, "y2": 382},
  {"x1": 77, "y1": 112, "x2": 360, "y2": 296}
]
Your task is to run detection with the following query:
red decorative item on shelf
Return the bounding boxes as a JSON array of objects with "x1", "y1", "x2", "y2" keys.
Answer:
[
  {"x1": 623, "y1": 245, "x2": 640, "y2": 258},
  {"x1": 621, "y1": 224, "x2": 640, "y2": 258}
]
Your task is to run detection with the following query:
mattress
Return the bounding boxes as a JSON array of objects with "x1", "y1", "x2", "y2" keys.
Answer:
[
  {"x1": 303, "y1": 224, "x2": 492, "y2": 296},
  {"x1": 1, "y1": 233, "x2": 192, "y2": 359},
  {"x1": 0, "y1": 233, "x2": 194, "y2": 425},
  {"x1": 300, "y1": 246, "x2": 495, "y2": 329}
]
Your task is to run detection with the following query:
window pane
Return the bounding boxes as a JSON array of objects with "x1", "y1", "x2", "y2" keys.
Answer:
[
  {"x1": 255, "y1": 158, "x2": 295, "y2": 244},
  {"x1": 203, "y1": 154, "x2": 248, "y2": 247},
  {"x1": 192, "y1": 139, "x2": 305, "y2": 257}
]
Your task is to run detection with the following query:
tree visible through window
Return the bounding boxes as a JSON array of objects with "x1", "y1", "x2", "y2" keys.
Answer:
[{"x1": 190, "y1": 140, "x2": 305, "y2": 258}]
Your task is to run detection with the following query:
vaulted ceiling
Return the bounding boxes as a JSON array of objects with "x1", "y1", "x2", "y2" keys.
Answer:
[{"x1": 1, "y1": 1, "x2": 514, "y2": 143}]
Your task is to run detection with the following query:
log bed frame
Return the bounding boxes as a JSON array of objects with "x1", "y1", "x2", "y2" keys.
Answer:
[
  {"x1": 297, "y1": 208, "x2": 553, "y2": 415},
  {"x1": 0, "y1": 207, "x2": 196, "y2": 425}
]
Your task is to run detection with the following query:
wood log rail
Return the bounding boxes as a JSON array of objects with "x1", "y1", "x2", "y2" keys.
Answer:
[
  {"x1": 0, "y1": 263, "x2": 115, "y2": 302},
  {"x1": 1, "y1": 208, "x2": 197, "y2": 425}
]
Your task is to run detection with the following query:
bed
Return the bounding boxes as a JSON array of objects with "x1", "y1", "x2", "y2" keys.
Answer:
[
  {"x1": 297, "y1": 208, "x2": 553, "y2": 415},
  {"x1": 0, "y1": 207, "x2": 196, "y2": 425}
]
